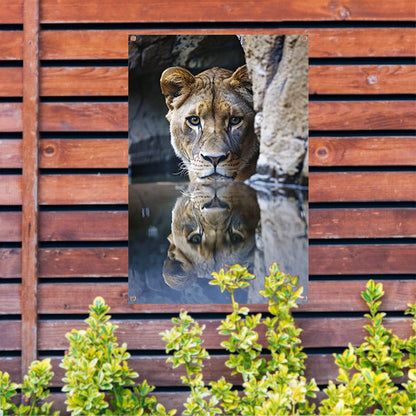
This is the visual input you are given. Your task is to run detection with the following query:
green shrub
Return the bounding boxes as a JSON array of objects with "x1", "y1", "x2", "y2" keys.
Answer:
[
  {"x1": 60, "y1": 296, "x2": 174, "y2": 416},
  {"x1": 0, "y1": 265, "x2": 414, "y2": 416}
]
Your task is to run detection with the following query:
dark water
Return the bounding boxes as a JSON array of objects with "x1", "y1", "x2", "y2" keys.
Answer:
[{"x1": 128, "y1": 179, "x2": 308, "y2": 304}]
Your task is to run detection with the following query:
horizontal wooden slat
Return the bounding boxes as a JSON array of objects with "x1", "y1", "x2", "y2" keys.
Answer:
[
  {"x1": 40, "y1": 67, "x2": 127, "y2": 96},
  {"x1": 37, "y1": 280, "x2": 416, "y2": 314},
  {"x1": 310, "y1": 137, "x2": 416, "y2": 166},
  {"x1": 2, "y1": 138, "x2": 414, "y2": 170},
  {"x1": 39, "y1": 29, "x2": 416, "y2": 60},
  {"x1": 38, "y1": 102, "x2": 415, "y2": 132},
  {"x1": 0, "y1": 0, "x2": 23, "y2": 24},
  {"x1": 2, "y1": 102, "x2": 414, "y2": 133},
  {"x1": 1, "y1": 244, "x2": 414, "y2": 278},
  {"x1": 2, "y1": 352, "x2": 393, "y2": 388},
  {"x1": 1, "y1": 172, "x2": 415, "y2": 206},
  {"x1": 0, "y1": 31, "x2": 23, "y2": 60},
  {"x1": 0, "y1": 284, "x2": 21, "y2": 314},
  {"x1": 309, "y1": 65, "x2": 416, "y2": 95},
  {"x1": 13, "y1": 65, "x2": 407, "y2": 96},
  {"x1": 310, "y1": 244, "x2": 416, "y2": 275},
  {"x1": 0, "y1": 103, "x2": 22, "y2": 132},
  {"x1": 0, "y1": 321, "x2": 20, "y2": 350},
  {"x1": 309, "y1": 101, "x2": 415, "y2": 130},
  {"x1": 310, "y1": 208, "x2": 416, "y2": 239},
  {"x1": 0, "y1": 139, "x2": 21, "y2": 168},
  {"x1": 4, "y1": 208, "x2": 415, "y2": 243},
  {"x1": 0, "y1": 68, "x2": 22, "y2": 96},
  {"x1": 39, "y1": 0, "x2": 415, "y2": 23},
  {"x1": 310, "y1": 172, "x2": 416, "y2": 202},
  {"x1": 36, "y1": 317, "x2": 413, "y2": 351},
  {"x1": 39, "y1": 139, "x2": 128, "y2": 168}
]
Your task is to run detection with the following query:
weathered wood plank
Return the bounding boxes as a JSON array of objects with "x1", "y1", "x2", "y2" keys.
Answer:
[
  {"x1": 38, "y1": 102, "x2": 415, "y2": 132},
  {"x1": 3, "y1": 138, "x2": 414, "y2": 169},
  {"x1": 0, "y1": 31, "x2": 23, "y2": 60},
  {"x1": 2, "y1": 172, "x2": 415, "y2": 206},
  {"x1": 36, "y1": 317, "x2": 413, "y2": 351},
  {"x1": 37, "y1": 280, "x2": 416, "y2": 314},
  {"x1": 0, "y1": 352, "x2": 384, "y2": 388},
  {"x1": 39, "y1": 174, "x2": 127, "y2": 205},
  {"x1": 35, "y1": 65, "x2": 416, "y2": 96},
  {"x1": 0, "y1": 284, "x2": 21, "y2": 314},
  {"x1": 0, "y1": 103, "x2": 22, "y2": 132},
  {"x1": 0, "y1": 0, "x2": 23, "y2": 24},
  {"x1": 0, "y1": 212, "x2": 22, "y2": 241},
  {"x1": 310, "y1": 137, "x2": 416, "y2": 166},
  {"x1": 310, "y1": 244, "x2": 416, "y2": 275},
  {"x1": 3, "y1": 245, "x2": 413, "y2": 279},
  {"x1": 0, "y1": 321, "x2": 20, "y2": 350},
  {"x1": 39, "y1": 0, "x2": 415, "y2": 23},
  {"x1": 40, "y1": 67, "x2": 127, "y2": 96},
  {"x1": 310, "y1": 208, "x2": 416, "y2": 239},
  {"x1": 0, "y1": 176, "x2": 22, "y2": 205},
  {"x1": 309, "y1": 65, "x2": 416, "y2": 95},
  {"x1": 39, "y1": 139, "x2": 128, "y2": 169},
  {"x1": 0, "y1": 68, "x2": 22, "y2": 97},
  {"x1": 309, "y1": 101, "x2": 415, "y2": 130},
  {"x1": 0, "y1": 139, "x2": 22, "y2": 168},
  {"x1": 39, "y1": 29, "x2": 416, "y2": 60},
  {"x1": 21, "y1": 0, "x2": 41, "y2": 374},
  {"x1": 310, "y1": 172, "x2": 416, "y2": 202},
  {"x1": 5, "y1": 208, "x2": 414, "y2": 243}
]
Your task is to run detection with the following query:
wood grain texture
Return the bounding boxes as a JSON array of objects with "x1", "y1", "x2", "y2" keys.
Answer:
[
  {"x1": 5, "y1": 208, "x2": 415, "y2": 243},
  {"x1": 0, "y1": 176, "x2": 22, "y2": 205},
  {"x1": 0, "y1": 0, "x2": 23, "y2": 24},
  {"x1": 0, "y1": 284, "x2": 21, "y2": 314},
  {"x1": 0, "y1": 139, "x2": 22, "y2": 168},
  {"x1": 0, "y1": 31, "x2": 23, "y2": 60},
  {"x1": 39, "y1": 0, "x2": 415, "y2": 23},
  {"x1": 309, "y1": 101, "x2": 415, "y2": 130},
  {"x1": 35, "y1": 317, "x2": 413, "y2": 351},
  {"x1": 21, "y1": 0, "x2": 40, "y2": 374},
  {"x1": 37, "y1": 280, "x2": 416, "y2": 314},
  {"x1": 40, "y1": 67, "x2": 127, "y2": 96},
  {"x1": 2, "y1": 245, "x2": 413, "y2": 278},
  {"x1": 35, "y1": 65, "x2": 416, "y2": 96},
  {"x1": 310, "y1": 137, "x2": 416, "y2": 166},
  {"x1": 38, "y1": 101, "x2": 415, "y2": 132},
  {"x1": 39, "y1": 139, "x2": 128, "y2": 169},
  {"x1": 310, "y1": 208, "x2": 416, "y2": 239},
  {"x1": 309, "y1": 65, "x2": 416, "y2": 95},
  {"x1": 0, "y1": 68, "x2": 22, "y2": 97},
  {"x1": 39, "y1": 28, "x2": 416, "y2": 60},
  {"x1": 310, "y1": 244, "x2": 416, "y2": 275},
  {"x1": 310, "y1": 172, "x2": 416, "y2": 202},
  {"x1": 0, "y1": 321, "x2": 20, "y2": 350},
  {"x1": 0, "y1": 103, "x2": 22, "y2": 132},
  {"x1": 3, "y1": 138, "x2": 414, "y2": 169}
]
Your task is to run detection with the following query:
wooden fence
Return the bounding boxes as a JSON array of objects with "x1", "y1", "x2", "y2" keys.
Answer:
[{"x1": 0, "y1": 0, "x2": 415, "y2": 412}]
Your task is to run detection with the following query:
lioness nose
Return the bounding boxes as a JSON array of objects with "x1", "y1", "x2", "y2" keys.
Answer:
[{"x1": 201, "y1": 153, "x2": 229, "y2": 167}]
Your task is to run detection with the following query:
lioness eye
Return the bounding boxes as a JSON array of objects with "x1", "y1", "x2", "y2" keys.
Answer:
[
  {"x1": 230, "y1": 232, "x2": 244, "y2": 244},
  {"x1": 187, "y1": 116, "x2": 200, "y2": 126},
  {"x1": 229, "y1": 116, "x2": 242, "y2": 126},
  {"x1": 188, "y1": 233, "x2": 202, "y2": 244}
]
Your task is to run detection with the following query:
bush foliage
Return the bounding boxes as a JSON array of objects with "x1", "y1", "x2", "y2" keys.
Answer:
[{"x1": 0, "y1": 264, "x2": 414, "y2": 415}]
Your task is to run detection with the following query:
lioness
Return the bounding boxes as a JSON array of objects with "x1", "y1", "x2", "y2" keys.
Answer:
[
  {"x1": 163, "y1": 182, "x2": 260, "y2": 290},
  {"x1": 160, "y1": 65, "x2": 258, "y2": 182}
]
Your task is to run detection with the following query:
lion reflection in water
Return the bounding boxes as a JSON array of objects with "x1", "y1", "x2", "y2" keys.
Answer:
[{"x1": 163, "y1": 182, "x2": 260, "y2": 290}]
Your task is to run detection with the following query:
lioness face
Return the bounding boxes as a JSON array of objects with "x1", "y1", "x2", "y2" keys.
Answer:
[{"x1": 160, "y1": 66, "x2": 258, "y2": 182}]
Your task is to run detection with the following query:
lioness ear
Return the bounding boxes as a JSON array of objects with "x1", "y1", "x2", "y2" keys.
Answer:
[
  {"x1": 160, "y1": 67, "x2": 195, "y2": 110},
  {"x1": 229, "y1": 65, "x2": 252, "y2": 94}
]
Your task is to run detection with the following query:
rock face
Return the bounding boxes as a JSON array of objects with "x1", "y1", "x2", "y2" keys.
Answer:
[
  {"x1": 128, "y1": 35, "x2": 245, "y2": 168},
  {"x1": 242, "y1": 34, "x2": 309, "y2": 180}
]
